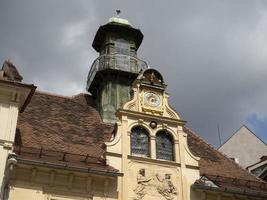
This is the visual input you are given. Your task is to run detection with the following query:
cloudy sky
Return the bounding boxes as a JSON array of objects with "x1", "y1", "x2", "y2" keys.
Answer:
[{"x1": 1, "y1": 0, "x2": 267, "y2": 147}]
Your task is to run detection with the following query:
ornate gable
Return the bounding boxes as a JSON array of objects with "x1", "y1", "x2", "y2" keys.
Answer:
[{"x1": 123, "y1": 69, "x2": 180, "y2": 119}]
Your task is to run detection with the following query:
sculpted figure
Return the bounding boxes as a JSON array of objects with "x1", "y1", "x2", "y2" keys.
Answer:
[
  {"x1": 156, "y1": 173, "x2": 177, "y2": 200},
  {"x1": 1, "y1": 60, "x2": 23, "y2": 82},
  {"x1": 133, "y1": 169, "x2": 151, "y2": 200}
]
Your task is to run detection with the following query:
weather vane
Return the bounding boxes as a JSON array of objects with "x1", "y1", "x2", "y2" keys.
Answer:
[{"x1": 116, "y1": 9, "x2": 121, "y2": 17}]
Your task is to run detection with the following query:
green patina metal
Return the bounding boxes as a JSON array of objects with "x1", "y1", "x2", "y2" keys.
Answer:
[{"x1": 87, "y1": 17, "x2": 147, "y2": 123}]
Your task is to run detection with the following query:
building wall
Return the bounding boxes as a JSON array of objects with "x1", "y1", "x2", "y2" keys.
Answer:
[
  {"x1": 8, "y1": 165, "x2": 118, "y2": 200},
  {"x1": 105, "y1": 76, "x2": 201, "y2": 200},
  {"x1": 0, "y1": 84, "x2": 21, "y2": 199},
  {"x1": 219, "y1": 126, "x2": 267, "y2": 168}
]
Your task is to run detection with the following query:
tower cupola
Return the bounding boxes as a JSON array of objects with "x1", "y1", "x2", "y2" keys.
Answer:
[{"x1": 87, "y1": 13, "x2": 148, "y2": 123}]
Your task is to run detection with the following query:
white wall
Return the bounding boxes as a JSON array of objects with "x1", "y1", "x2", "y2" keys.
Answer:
[
  {"x1": 219, "y1": 126, "x2": 267, "y2": 168},
  {"x1": 0, "y1": 86, "x2": 20, "y2": 200}
]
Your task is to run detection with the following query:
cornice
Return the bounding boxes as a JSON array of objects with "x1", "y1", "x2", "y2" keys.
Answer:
[{"x1": 117, "y1": 109, "x2": 186, "y2": 126}]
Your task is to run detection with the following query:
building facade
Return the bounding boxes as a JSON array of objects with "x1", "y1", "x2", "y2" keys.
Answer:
[
  {"x1": 0, "y1": 16, "x2": 266, "y2": 200},
  {"x1": 247, "y1": 156, "x2": 267, "y2": 182},
  {"x1": 219, "y1": 125, "x2": 267, "y2": 181}
]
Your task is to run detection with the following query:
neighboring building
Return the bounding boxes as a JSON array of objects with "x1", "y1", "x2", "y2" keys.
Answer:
[
  {"x1": 0, "y1": 15, "x2": 267, "y2": 200},
  {"x1": 218, "y1": 125, "x2": 267, "y2": 181},
  {"x1": 247, "y1": 156, "x2": 267, "y2": 182},
  {"x1": 218, "y1": 125, "x2": 267, "y2": 167}
]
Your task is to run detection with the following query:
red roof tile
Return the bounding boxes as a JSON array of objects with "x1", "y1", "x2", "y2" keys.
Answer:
[
  {"x1": 185, "y1": 126, "x2": 261, "y2": 182},
  {"x1": 16, "y1": 91, "x2": 265, "y2": 188},
  {"x1": 16, "y1": 91, "x2": 115, "y2": 172},
  {"x1": 185, "y1": 127, "x2": 267, "y2": 193}
]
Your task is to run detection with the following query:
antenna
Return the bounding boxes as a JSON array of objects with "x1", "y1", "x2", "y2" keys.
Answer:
[
  {"x1": 116, "y1": 10, "x2": 121, "y2": 17},
  {"x1": 217, "y1": 124, "x2": 222, "y2": 146}
]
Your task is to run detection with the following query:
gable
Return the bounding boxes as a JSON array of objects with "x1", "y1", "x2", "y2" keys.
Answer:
[{"x1": 218, "y1": 125, "x2": 267, "y2": 167}]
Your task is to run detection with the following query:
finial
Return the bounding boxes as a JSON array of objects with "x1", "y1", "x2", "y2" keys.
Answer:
[{"x1": 116, "y1": 9, "x2": 121, "y2": 17}]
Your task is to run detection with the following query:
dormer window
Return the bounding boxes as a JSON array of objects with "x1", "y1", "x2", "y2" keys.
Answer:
[
  {"x1": 156, "y1": 130, "x2": 174, "y2": 161},
  {"x1": 130, "y1": 126, "x2": 150, "y2": 157}
]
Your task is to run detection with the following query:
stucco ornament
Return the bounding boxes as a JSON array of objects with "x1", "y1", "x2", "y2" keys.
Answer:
[
  {"x1": 133, "y1": 169, "x2": 177, "y2": 200},
  {"x1": 156, "y1": 173, "x2": 177, "y2": 200},
  {"x1": 133, "y1": 169, "x2": 152, "y2": 199}
]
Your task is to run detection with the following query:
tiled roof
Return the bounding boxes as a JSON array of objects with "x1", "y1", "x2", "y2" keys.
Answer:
[
  {"x1": 185, "y1": 127, "x2": 267, "y2": 193},
  {"x1": 16, "y1": 91, "x2": 266, "y2": 189},
  {"x1": 16, "y1": 91, "x2": 116, "y2": 172},
  {"x1": 193, "y1": 175, "x2": 267, "y2": 197},
  {"x1": 185, "y1": 127, "x2": 261, "y2": 181}
]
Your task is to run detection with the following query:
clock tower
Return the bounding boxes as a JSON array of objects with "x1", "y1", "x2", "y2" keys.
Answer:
[{"x1": 87, "y1": 13, "x2": 147, "y2": 123}]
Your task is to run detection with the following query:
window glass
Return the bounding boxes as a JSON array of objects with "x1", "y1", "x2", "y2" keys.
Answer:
[
  {"x1": 156, "y1": 130, "x2": 174, "y2": 161},
  {"x1": 131, "y1": 126, "x2": 150, "y2": 157}
]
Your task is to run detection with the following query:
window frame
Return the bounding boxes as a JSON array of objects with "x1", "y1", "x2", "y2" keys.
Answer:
[
  {"x1": 155, "y1": 130, "x2": 175, "y2": 161},
  {"x1": 130, "y1": 125, "x2": 151, "y2": 157}
]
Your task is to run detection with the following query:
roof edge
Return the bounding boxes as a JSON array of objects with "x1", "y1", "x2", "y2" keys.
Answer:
[
  {"x1": 184, "y1": 126, "x2": 263, "y2": 182},
  {"x1": 192, "y1": 183, "x2": 267, "y2": 198},
  {"x1": 16, "y1": 157, "x2": 123, "y2": 177},
  {"x1": 20, "y1": 84, "x2": 37, "y2": 113}
]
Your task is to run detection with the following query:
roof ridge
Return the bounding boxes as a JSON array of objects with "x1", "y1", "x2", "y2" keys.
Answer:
[
  {"x1": 36, "y1": 90, "x2": 93, "y2": 100},
  {"x1": 242, "y1": 124, "x2": 267, "y2": 145},
  {"x1": 35, "y1": 90, "x2": 104, "y2": 121},
  {"x1": 71, "y1": 93, "x2": 90, "y2": 98},
  {"x1": 184, "y1": 126, "x2": 264, "y2": 182},
  {"x1": 35, "y1": 91, "x2": 97, "y2": 108},
  {"x1": 36, "y1": 90, "x2": 74, "y2": 99}
]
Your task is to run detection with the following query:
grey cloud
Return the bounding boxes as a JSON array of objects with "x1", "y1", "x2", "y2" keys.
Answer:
[{"x1": 1, "y1": 0, "x2": 267, "y2": 146}]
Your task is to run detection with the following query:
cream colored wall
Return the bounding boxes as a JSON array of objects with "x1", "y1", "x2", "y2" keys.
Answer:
[
  {"x1": 8, "y1": 165, "x2": 118, "y2": 200},
  {"x1": 0, "y1": 150, "x2": 9, "y2": 199},
  {"x1": 106, "y1": 78, "x2": 200, "y2": 200},
  {"x1": 0, "y1": 85, "x2": 22, "y2": 200}
]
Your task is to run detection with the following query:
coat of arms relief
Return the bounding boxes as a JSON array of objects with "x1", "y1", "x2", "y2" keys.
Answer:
[{"x1": 133, "y1": 168, "x2": 178, "y2": 200}]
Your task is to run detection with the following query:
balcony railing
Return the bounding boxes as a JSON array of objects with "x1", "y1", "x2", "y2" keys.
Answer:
[{"x1": 87, "y1": 54, "x2": 148, "y2": 89}]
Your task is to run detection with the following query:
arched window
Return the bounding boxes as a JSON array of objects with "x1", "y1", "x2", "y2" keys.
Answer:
[
  {"x1": 131, "y1": 126, "x2": 150, "y2": 157},
  {"x1": 156, "y1": 130, "x2": 174, "y2": 161}
]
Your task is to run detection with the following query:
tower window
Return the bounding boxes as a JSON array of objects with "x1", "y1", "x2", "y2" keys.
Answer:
[
  {"x1": 114, "y1": 39, "x2": 130, "y2": 55},
  {"x1": 156, "y1": 130, "x2": 174, "y2": 161},
  {"x1": 130, "y1": 126, "x2": 150, "y2": 157}
]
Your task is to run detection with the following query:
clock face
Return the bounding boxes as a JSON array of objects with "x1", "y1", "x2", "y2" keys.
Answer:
[{"x1": 144, "y1": 92, "x2": 161, "y2": 107}]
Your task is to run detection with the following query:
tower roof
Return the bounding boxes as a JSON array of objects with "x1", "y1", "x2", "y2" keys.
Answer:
[
  {"x1": 108, "y1": 16, "x2": 132, "y2": 27},
  {"x1": 92, "y1": 16, "x2": 143, "y2": 52}
]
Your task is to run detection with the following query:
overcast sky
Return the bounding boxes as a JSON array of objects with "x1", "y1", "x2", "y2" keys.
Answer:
[{"x1": 1, "y1": 0, "x2": 267, "y2": 147}]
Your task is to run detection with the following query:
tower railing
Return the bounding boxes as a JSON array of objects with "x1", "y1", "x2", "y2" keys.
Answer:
[{"x1": 87, "y1": 54, "x2": 148, "y2": 89}]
